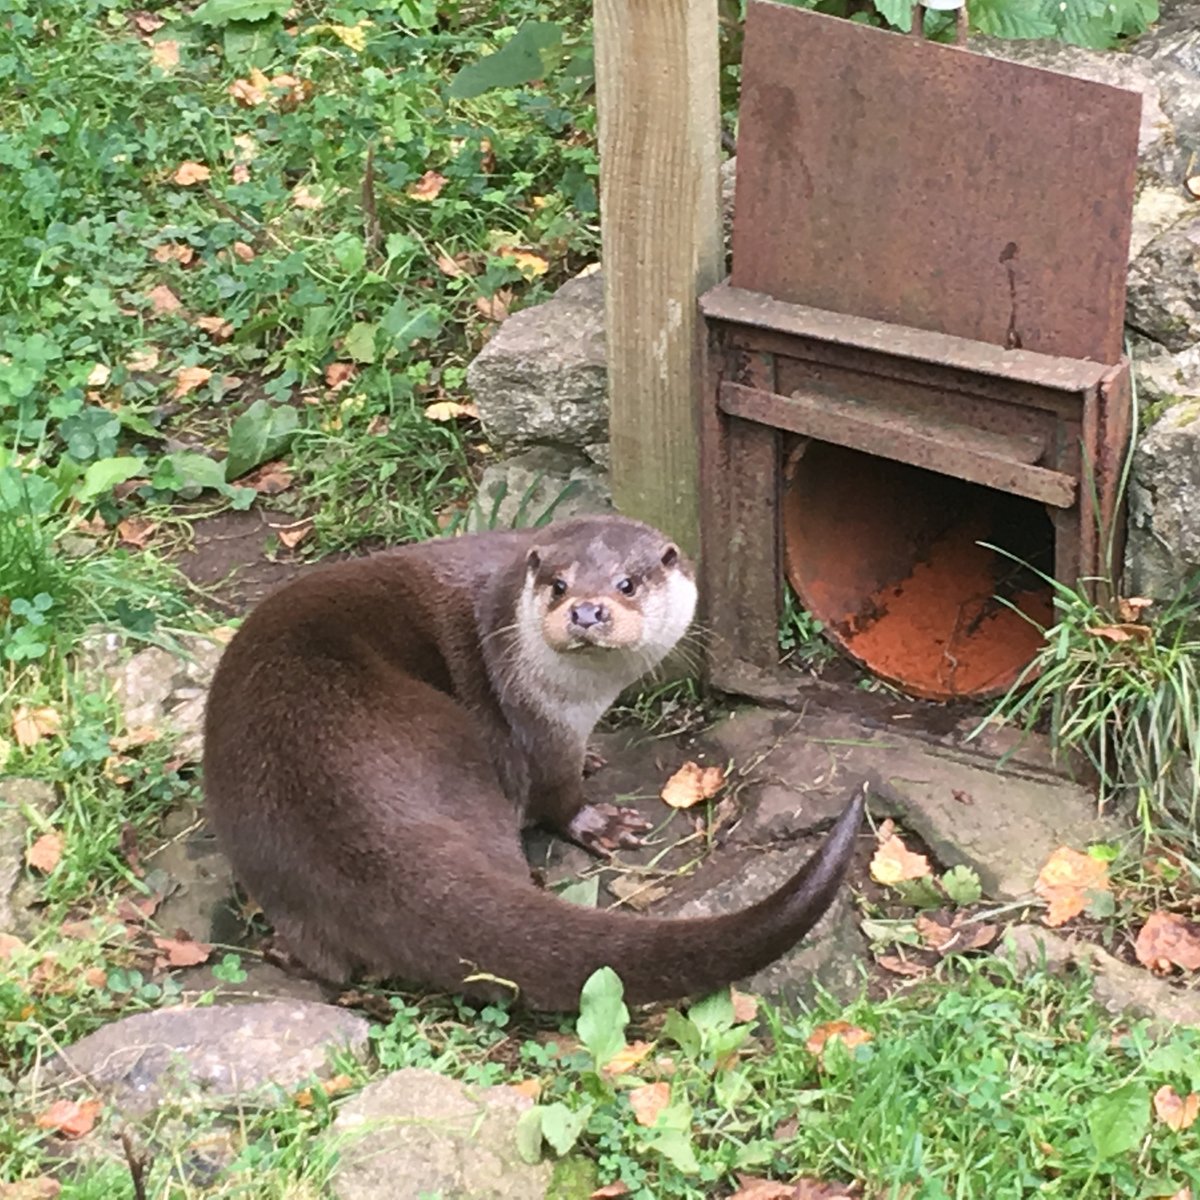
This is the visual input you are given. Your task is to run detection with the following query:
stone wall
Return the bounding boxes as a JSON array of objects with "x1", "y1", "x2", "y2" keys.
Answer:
[{"x1": 467, "y1": 21, "x2": 1200, "y2": 599}]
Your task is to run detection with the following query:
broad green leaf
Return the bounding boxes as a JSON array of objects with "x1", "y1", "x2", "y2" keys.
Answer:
[
  {"x1": 344, "y1": 321, "x2": 379, "y2": 365},
  {"x1": 514, "y1": 1107, "x2": 544, "y2": 1165},
  {"x1": 576, "y1": 967, "x2": 629, "y2": 1069},
  {"x1": 76, "y1": 456, "x2": 146, "y2": 503},
  {"x1": 941, "y1": 865, "x2": 983, "y2": 907},
  {"x1": 448, "y1": 22, "x2": 563, "y2": 99},
  {"x1": 539, "y1": 1102, "x2": 591, "y2": 1156},
  {"x1": 193, "y1": 0, "x2": 289, "y2": 23},
  {"x1": 330, "y1": 232, "x2": 366, "y2": 276},
  {"x1": 894, "y1": 876, "x2": 944, "y2": 910},
  {"x1": 970, "y1": 0, "x2": 1057, "y2": 39},
  {"x1": 225, "y1": 399, "x2": 299, "y2": 481},
  {"x1": 381, "y1": 299, "x2": 442, "y2": 348},
  {"x1": 872, "y1": 0, "x2": 913, "y2": 30},
  {"x1": 1088, "y1": 1083, "x2": 1150, "y2": 1159},
  {"x1": 661, "y1": 1009, "x2": 701, "y2": 1060},
  {"x1": 688, "y1": 989, "x2": 734, "y2": 1037},
  {"x1": 157, "y1": 451, "x2": 228, "y2": 496},
  {"x1": 554, "y1": 876, "x2": 599, "y2": 908}
]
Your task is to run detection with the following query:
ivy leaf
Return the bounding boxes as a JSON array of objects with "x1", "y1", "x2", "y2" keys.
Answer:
[
  {"x1": 76, "y1": 456, "x2": 145, "y2": 503},
  {"x1": 343, "y1": 321, "x2": 379, "y2": 365},
  {"x1": 192, "y1": 0, "x2": 290, "y2": 23},
  {"x1": 225, "y1": 399, "x2": 299, "y2": 481},
  {"x1": 538, "y1": 1102, "x2": 591, "y2": 1156},
  {"x1": 381, "y1": 299, "x2": 442, "y2": 350},
  {"x1": 1089, "y1": 1083, "x2": 1150, "y2": 1159},
  {"x1": 576, "y1": 967, "x2": 629, "y2": 1070},
  {"x1": 448, "y1": 22, "x2": 563, "y2": 99}
]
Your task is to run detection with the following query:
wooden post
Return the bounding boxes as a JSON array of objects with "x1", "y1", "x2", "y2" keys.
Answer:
[{"x1": 593, "y1": 0, "x2": 723, "y2": 559}]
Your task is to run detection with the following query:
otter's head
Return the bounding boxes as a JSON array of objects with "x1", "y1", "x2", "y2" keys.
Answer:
[{"x1": 521, "y1": 518, "x2": 697, "y2": 670}]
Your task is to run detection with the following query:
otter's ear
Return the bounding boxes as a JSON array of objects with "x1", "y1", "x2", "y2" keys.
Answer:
[
  {"x1": 661, "y1": 544, "x2": 679, "y2": 568},
  {"x1": 527, "y1": 548, "x2": 541, "y2": 573}
]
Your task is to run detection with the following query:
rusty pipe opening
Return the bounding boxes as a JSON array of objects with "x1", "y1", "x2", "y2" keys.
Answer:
[{"x1": 783, "y1": 441, "x2": 1055, "y2": 701}]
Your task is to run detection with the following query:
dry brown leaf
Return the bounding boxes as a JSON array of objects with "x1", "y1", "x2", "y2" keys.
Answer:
[
  {"x1": 869, "y1": 834, "x2": 930, "y2": 885},
  {"x1": 508, "y1": 1078, "x2": 541, "y2": 1100},
  {"x1": 1035, "y1": 846, "x2": 1110, "y2": 927},
  {"x1": 173, "y1": 365, "x2": 213, "y2": 398},
  {"x1": 876, "y1": 954, "x2": 926, "y2": 977},
  {"x1": 423, "y1": 400, "x2": 480, "y2": 422},
  {"x1": 238, "y1": 461, "x2": 293, "y2": 494},
  {"x1": 276, "y1": 522, "x2": 313, "y2": 550},
  {"x1": 590, "y1": 1186, "x2": 630, "y2": 1199},
  {"x1": 325, "y1": 361, "x2": 357, "y2": 389},
  {"x1": 602, "y1": 1040, "x2": 653, "y2": 1076},
  {"x1": 293, "y1": 1073, "x2": 354, "y2": 1108},
  {"x1": 13, "y1": 705, "x2": 61, "y2": 748},
  {"x1": 150, "y1": 39, "x2": 179, "y2": 70},
  {"x1": 408, "y1": 170, "x2": 448, "y2": 201},
  {"x1": 194, "y1": 315, "x2": 234, "y2": 341},
  {"x1": 1154, "y1": 1085, "x2": 1200, "y2": 1131},
  {"x1": 1116, "y1": 596, "x2": 1154, "y2": 622},
  {"x1": 132, "y1": 10, "x2": 164, "y2": 32},
  {"x1": 805, "y1": 1021, "x2": 873, "y2": 1056},
  {"x1": 291, "y1": 184, "x2": 323, "y2": 210},
  {"x1": 82, "y1": 967, "x2": 108, "y2": 989},
  {"x1": 661, "y1": 761, "x2": 726, "y2": 809},
  {"x1": 474, "y1": 289, "x2": 512, "y2": 322},
  {"x1": 35, "y1": 1098, "x2": 101, "y2": 1139},
  {"x1": 436, "y1": 253, "x2": 469, "y2": 278},
  {"x1": 1135, "y1": 911, "x2": 1200, "y2": 973},
  {"x1": 117, "y1": 516, "x2": 157, "y2": 548},
  {"x1": 229, "y1": 70, "x2": 268, "y2": 106},
  {"x1": 1086, "y1": 623, "x2": 1153, "y2": 644},
  {"x1": 231, "y1": 163, "x2": 251, "y2": 184},
  {"x1": 915, "y1": 914, "x2": 953, "y2": 949},
  {"x1": 728, "y1": 1180, "x2": 796, "y2": 1200},
  {"x1": 366, "y1": 414, "x2": 390, "y2": 437},
  {"x1": 0, "y1": 932, "x2": 27, "y2": 960},
  {"x1": 0, "y1": 1176, "x2": 63, "y2": 1199},
  {"x1": 628, "y1": 1081, "x2": 670, "y2": 1128},
  {"x1": 146, "y1": 284, "x2": 182, "y2": 315},
  {"x1": 172, "y1": 160, "x2": 211, "y2": 186},
  {"x1": 153, "y1": 241, "x2": 194, "y2": 265},
  {"x1": 86, "y1": 362, "x2": 111, "y2": 387},
  {"x1": 153, "y1": 936, "x2": 212, "y2": 968},
  {"x1": 110, "y1": 726, "x2": 159, "y2": 752},
  {"x1": 731, "y1": 989, "x2": 759, "y2": 1024},
  {"x1": 125, "y1": 346, "x2": 160, "y2": 372},
  {"x1": 792, "y1": 1181, "x2": 860, "y2": 1200},
  {"x1": 231, "y1": 240, "x2": 255, "y2": 263},
  {"x1": 497, "y1": 246, "x2": 550, "y2": 278}
]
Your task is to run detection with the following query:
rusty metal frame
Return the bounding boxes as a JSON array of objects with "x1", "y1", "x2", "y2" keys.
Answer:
[{"x1": 700, "y1": 3, "x2": 1141, "y2": 702}]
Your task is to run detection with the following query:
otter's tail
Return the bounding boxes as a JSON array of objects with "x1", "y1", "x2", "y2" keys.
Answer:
[{"x1": 395, "y1": 784, "x2": 867, "y2": 1011}]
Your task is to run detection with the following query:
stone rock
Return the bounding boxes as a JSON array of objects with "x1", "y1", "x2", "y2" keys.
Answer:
[
  {"x1": 148, "y1": 804, "x2": 238, "y2": 944},
  {"x1": 1124, "y1": 399, "x2": 1200, "y2": 598},
  {"x1": 1127, "y1": 214, "x2": 1200, "y2": 352},
  {"x1": 666, "y1": 850, "x2": 868, "y2": 1005},
  {"x1": 1003, "y1": 924, "x2": 1200, "y2": 1029},
  {"x1": 81, "y1": 630, "x2": 225, "y2": 764},
  {"x1": 467, "y1": 446, "x2": 611, "y2": 533},
  {"x1": 330, "y1": 1068, "x2": 551, "y2": 1200},
  {"x1": 1130, "y1": 338, "x2": 1200, "y2": 406},
  {"x1": 36, "y1": 1000, "x2": 369, "y2": 1118},
  {"x1": 467, "y1": 271, "x2": 608, "y2": 461},
  {"x1": 0, "y1": 777, "x2": 56, "y2": 938}
]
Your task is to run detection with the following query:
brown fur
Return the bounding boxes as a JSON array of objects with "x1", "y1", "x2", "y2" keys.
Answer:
[{"x1": 202, "y1": 516, "x2": 865, "y2": 1011}]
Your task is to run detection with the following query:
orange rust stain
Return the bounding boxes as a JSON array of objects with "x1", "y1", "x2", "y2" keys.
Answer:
[{"x1": 841, "y1": 518, "x2": 1053, "y2": 700}]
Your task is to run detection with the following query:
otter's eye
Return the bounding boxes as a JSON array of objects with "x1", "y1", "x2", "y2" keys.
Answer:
[
  {"x1": 551, "y1": 578, "x2": 568, "y2": 598},
  {"x1": 616, "y1": 577, "x2": 636, "y2": 596}
]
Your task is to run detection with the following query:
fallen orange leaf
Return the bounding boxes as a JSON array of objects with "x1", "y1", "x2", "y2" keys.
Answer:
[
  {"x1": 153, "y1": 936, "x2": 212, "y2": 968},
  {"x1": 876, "y1": 954, "x2": 926, "y2": 977},
  {"x1": 0, "y1": 1175, "x2": 63, "y2": 1198},
  {"x1": 590, "y1": 1185, "x2": 631, "y2": 1198},
  {"x1": 1154, "y1": 1084, "x2": 1199, "y2": 1131},
  {"x1": 1035, "y1": 846, "x2": 1110, "y2": 927},
  {"x1": 238, "y1": 461, "x2": 293, "y2": 494},
  {"x1": 231, "y1": 240, "x2": 255, "y2": 263},
  {"x1": 627, "y1": 1081, "x2": 670, "y2": 1128},
  {"x1": 325, "y1": 361, "x2": 357, "y2": 389},
  {"x1": 276, "y1": 522, "x2": 313, "y2": 550},
  {"x1": 497, "y1": 246, "x2": 550, "y2": 278},
  {"x1": 423, "y1": 400, "x2": 480, "y2": 422},
  {"x1": 805, "y1": 1020, "x2": 873, "y2": 1056},
  {"x1": 292, "y1": 1073, "x2": 354, "y2": 1108},
  {"x1": 173, "y1": 365, "x2": 212, "y2": 398},
  {"x1": 408, "y1": 170, "x2": 448, "y2": 201},
  {"x1": 291, "y1": 184, "x2": 323, "y2": 210},
  {"x1": 117, "y1": 516, "x2": 157, "y2": 548},
  {"x1": 728, "y1": 1180, "x2": 796, "y2": 1200},
  {"x1": 152, "y1": 242, "x2": 193, "y2": 265},
  {"x1": 1135, "y1": 911, "x2": 1200, "y2": 973},
  {"x1": 602, "y1": 1040, "x2": 653, "y2": 1076},
  {"x1": 869, "y1": 833, "x2": 930, "y2": 885},
  {"x1": 0, "y1": 932, "x2": 27, "y2": 960},
  {"x1": 1086, "y1": 623, "x2": 1153, "y2": 644},
  {"x1": 474, "y1": 289, "x2": 512, "y2": 322},
  {"x1": 508, "y1": 1078, "x2": 541, "y2": 1100},
  {"x1": 661, "y1": 761, "x2": 726, "y2": 809},
  {"x1": 150, "y1": 39, "x2": 180, "y2": 70},
  {"x1": 731, "y1": 989, "x2": 759, "y2": 1024},
  {"x1": 194, "y1": 315, "x2": 234, "y2": 340},
  {"x1": 125, "y1": 347, "x2": 161, "y2": 372},
  {"x1": 35, "y1": 1098, "x2": 101, "y2": 1139},
  {"x1": 12, "y1": 705, "x2": 61, "y2": 748},
  {"x1": 172, "y1": 160, "x2": 211, "y2": 186},
  {"x1": 146, "y1": 284, "x2": 182, "y2": 315}
]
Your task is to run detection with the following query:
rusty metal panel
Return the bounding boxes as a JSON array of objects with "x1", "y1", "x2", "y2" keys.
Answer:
[{"x1": 731, "y1": 3, "x2": 1142, "y2": 364}]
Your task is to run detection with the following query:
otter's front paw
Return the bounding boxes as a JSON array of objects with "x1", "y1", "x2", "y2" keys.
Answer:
[
  {"x1": 567, "y1": 803, "x2": 653, "y2": 856},
  {"x1": 582, "y1": 746, "x2": 608, "y2": 777}
]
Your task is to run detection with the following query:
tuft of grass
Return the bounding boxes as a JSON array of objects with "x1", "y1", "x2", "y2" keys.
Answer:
[{"x1": 778, "y1": 582, "x2": 837, "y2": 671}]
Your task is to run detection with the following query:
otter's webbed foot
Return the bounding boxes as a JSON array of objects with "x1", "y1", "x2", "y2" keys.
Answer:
[
  {"x1": 582, "y1": 746, "x2": 607, "y2": 777},
  {"x1": 567, "y1": 803, "x2": 653, "y2": 856}
]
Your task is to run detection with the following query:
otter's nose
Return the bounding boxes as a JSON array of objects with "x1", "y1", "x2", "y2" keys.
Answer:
[{"x1": 569, "y1": 601, "x2": 608, "y2": 630}]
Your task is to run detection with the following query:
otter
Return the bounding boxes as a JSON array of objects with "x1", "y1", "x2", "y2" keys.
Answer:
[{"x1": 202, "y1": 515, "x2": 865, "y2": 1011}]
